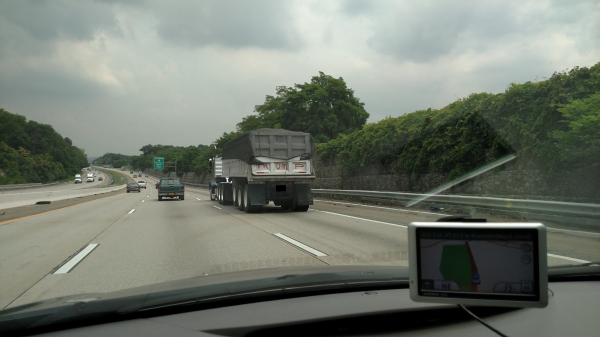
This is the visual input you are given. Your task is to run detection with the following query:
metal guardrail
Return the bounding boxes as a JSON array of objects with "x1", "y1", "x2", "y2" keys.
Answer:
[
  {"x1": 183, "y1": 182, "x2": 208, "y2": 188},
  {"x1": 0, "y1": 182, "x2": 60, "y2": 191},
  {"x1": 0, "y1": 183, "x2": 42, "y2": 190},
  {"x1": 312, "y1": 189, "x2": 600, "y2": 227},
  {"x1": 144, "y1": 172, "x2": 208, "y2": 188},
  {"x1": 106, "y1": 171, "x2": 114, "y2": 185}
]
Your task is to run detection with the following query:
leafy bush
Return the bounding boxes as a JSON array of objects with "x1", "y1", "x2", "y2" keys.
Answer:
[
  {"x1": 317, "y1": 63, "x2": 600, "y2": 178},
  {"x1": 0, "y1": 109, "x2": 88, "y2": 184}
]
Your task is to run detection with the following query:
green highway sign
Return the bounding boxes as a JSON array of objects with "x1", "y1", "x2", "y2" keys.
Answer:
[{"x1": 154, "y1": 157, "x2": 164, "y2": 170}]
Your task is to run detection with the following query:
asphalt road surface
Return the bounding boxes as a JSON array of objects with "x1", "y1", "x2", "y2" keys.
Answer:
[
  {"x1": 0, "y1": 170, "x2": 111, "y2": 210},
  {"x1": 1, "y1": 171, "x2": 598, "y2": 309}
]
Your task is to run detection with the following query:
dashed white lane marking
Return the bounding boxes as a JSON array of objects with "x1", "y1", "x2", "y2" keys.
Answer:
[
  {"x1": 141, "y1": 200, "x2": 145, "y2": 203},
  {"x1": 196, "y1": 198, "x2": 201, "y2": 201},
  {"x1": 53, "y1": 244, "x2": 99, "y2": 274},
  {"x1": 273, "y1": 233, "x2": 327, "y2": 257},
  {"x1": 128, "y1": 209, "x2": 136, "y2": 214},
  {"x1": 213, "y1": 206, "x2": 222, "y2": 210}
]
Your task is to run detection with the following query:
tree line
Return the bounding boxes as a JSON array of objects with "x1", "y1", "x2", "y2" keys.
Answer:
[
  {"x1": 317, "y1": 63, "x2": 600, "y2": 181},
  {"x1": 0, "y1": 109, "x2": 88, "y2": 184},
  {"x1": 94, "y1": 72, "x2": 370, "y2": 175},
  {"x1": 95, "y1": 64, "x2": 599, "y2": 184}
]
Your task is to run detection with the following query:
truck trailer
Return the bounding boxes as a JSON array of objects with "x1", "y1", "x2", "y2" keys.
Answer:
[{"x1": 215, "y1": 128, "x2": 315, "y2": 213}]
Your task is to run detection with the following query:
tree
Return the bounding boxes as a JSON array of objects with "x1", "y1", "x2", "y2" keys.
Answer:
[
  {"x1": 0, "y1": 109, "x2": 88, "y2": 184},
  {"x1": 281, "y1": 72, "x2": 370, "y2": 142},
  {"x1": 213, "y1": 131, "x2": 240, "y2": 155},
  {"x1": 237, "y1": 72, "x2": 370, "y2": 142},
  {"x1": 317, "y1": 63, "x2": 600, "y2": 182},
  {"x1": 550, "y1": 92, "x2": 600, "y2": 166}
]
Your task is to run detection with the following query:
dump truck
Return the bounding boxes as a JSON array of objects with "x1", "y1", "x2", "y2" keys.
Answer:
[
  {"x1": 215, "y1": 128, "x2": 316, "y2": 213},
  {"x1": 208, "y1": 156, "x2": 228, "y2": 201}
]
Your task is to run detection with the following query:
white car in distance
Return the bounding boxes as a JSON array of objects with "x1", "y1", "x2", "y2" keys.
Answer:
[{"x1": 137, "y1": 180, "x2": 147, "y2": 189}]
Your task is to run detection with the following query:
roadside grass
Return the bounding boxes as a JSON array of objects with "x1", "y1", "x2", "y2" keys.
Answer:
[
  {"x1": 95, "y1": 168, "x2": 128, "y2": 186},
  {"x1": 56, "y1": 176, "x2": 75, "y2": 183}
]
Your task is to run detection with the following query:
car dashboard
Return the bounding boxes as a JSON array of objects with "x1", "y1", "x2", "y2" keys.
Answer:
[{"x1": 32, "y1": 279, "x2": 599, "y2": 336}]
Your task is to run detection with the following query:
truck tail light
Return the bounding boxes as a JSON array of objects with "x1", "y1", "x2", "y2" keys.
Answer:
[
  {"x1": 157, "y1": 187, "x2": 160, "y2": 192},
  {"x1": 182, "y1": 186, "x2": 185, "y2": 191}
]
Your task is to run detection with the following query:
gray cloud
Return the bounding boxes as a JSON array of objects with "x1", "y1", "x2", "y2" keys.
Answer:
[
  {"x1": 154, "y1": 0, "x2": 301, "y2": 50},
  {"x1": 366, "y1": 0, "x2": 599, "y2": 63},
  {"x1": 0, "y1": 64, "x2": 109, "y2": 102},
  {"x1": 0, "y1": 0, "x2": 598, "y2": 157},
  {"x1": 0, "y1": 0, "x2": 122, "y2": 42},
  {"x1": 0, "y1": 0, "x2": 126, "y2": 106},
  {"x1": 339, "y1": 0, "x2": 373, "y2": 16},
  {"x1": 367, "y1": 1, "x2": 523, "y2": 62}
]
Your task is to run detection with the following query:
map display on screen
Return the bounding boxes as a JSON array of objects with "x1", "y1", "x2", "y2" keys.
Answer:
[{"x1": 417, "y1": 229, "x2": 537, "y2": 297}]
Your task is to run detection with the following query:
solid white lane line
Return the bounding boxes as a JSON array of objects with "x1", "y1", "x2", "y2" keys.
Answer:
[
  {"x1": 213, "y1": 206, "x2": 222, "y2": 210},
  {"x1": 54, "y1": 244, "x2": 99, "y2": 274},
  {"x1": 317, "y1": 199, "x2": 600, "y2": 237},
  {"x1": 128, "y1": 209, "x2": 136, "y2": 214},
  {"x1": 320, "y1": 199, "x2": 600, "y2": 239},
  {"x1": 547, "y1": 253, "x2": 591, "y2": 264},
  {"x1": 273, "y1": 233, "x2": 327, "y2": 257},
  {"x1": 547, "y1": 227, "x2": 600, "y2": 238},
  {"x1": 318, "y1": 210, "x2": 592, "y2": 263},
  {"x1": 315, "y1": 200, "x2": 445, "y2": 216},
  {"x1": 322, "y1": 210, "x2": 593, "y2": 263},
  {"x1": 314, "y1": 210, "x2": 408, "y2": 229}
]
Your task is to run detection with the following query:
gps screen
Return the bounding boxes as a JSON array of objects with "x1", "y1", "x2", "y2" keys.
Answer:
[{"x1": 417, "y1": 228, "x2": 540, "y2": 300}]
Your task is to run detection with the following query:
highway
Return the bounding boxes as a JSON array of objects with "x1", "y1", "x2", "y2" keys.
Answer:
[
  {"x1": 0, "y1": 169, "x2": 111, "y2": 210},
  {"x1": 0, "y1": 170, "x2": 598, "y2": 310}
]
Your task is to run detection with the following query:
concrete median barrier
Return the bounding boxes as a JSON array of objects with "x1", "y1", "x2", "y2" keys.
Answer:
[{"x1": 0, "y1": 184, "x2": 127, "y2": 210}]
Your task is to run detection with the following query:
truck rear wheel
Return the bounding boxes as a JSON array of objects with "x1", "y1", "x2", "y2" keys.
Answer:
[
  {"x1": 158, "y1": 196, "x2": 162, "y2": 201},
  {"x1": 292, "y1": 205, "x2": 309, "y2": 212},
  {"x1": 238, "y1": 185, "x2": 245, "y2": 211},
  {"x1": 218, "y1": 185, "x2": 223, "y2": 205},
  {"x1": 180, "y1": 195, "x2": 185, "y2": 201},
  {"x1": 290, "y1": 197, "x2": 309, "y2": 212},
  {"x1": 243, "y1": 186, "x2": 263, "y2": 213},
  {"x1": 233, "y1": 185, "x2": 239, "y2": 207},
  {"x1": 243, "y1": 186, "x2": 250, "y2": 212}
]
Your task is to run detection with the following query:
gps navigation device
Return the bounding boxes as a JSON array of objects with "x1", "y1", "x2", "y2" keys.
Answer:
[{"x1": 408, "y1": 222, "x2": 548, "y2": 308}]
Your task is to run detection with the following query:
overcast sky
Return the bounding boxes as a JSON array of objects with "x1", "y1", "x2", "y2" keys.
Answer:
[{"x1": 1, "y1": 0, "x2": 598, "y2": 157}]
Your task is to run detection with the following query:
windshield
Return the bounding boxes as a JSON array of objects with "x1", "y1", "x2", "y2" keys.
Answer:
[{"x1": 0, "y1": 0, "x2": 598, "y2": 321}]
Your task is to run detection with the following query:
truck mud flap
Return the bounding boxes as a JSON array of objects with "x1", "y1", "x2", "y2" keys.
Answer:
[
  {"x1": 248, "y1": 184, "x2": 266, "y2": 206},
  {"x1": 294, "y1": 184, "x2": 313, "y2": 206}
]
